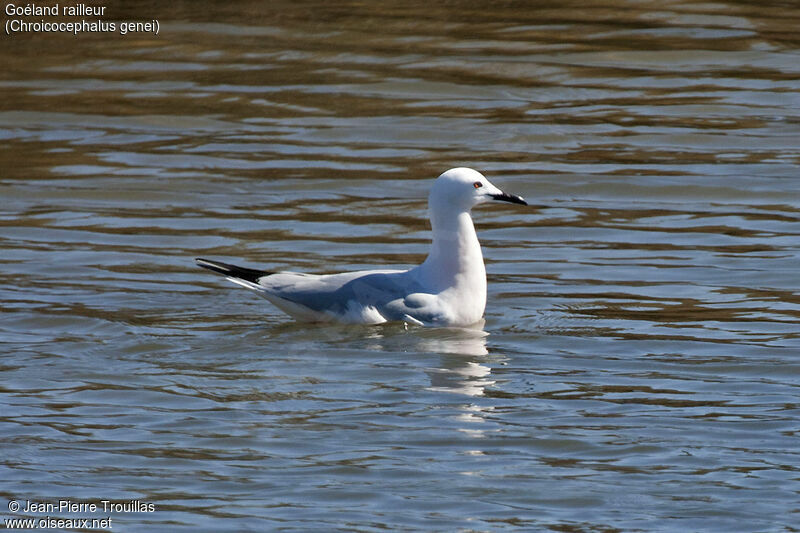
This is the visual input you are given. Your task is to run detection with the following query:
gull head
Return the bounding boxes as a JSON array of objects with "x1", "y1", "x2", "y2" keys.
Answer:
[{"x1": 430, "y1": 167, "x2": 527, "y2": 212}]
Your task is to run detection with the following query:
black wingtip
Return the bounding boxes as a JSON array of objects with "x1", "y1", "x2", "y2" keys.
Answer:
[{"x1": 195, "y1": 258, "x2": 271, "y2": 284}]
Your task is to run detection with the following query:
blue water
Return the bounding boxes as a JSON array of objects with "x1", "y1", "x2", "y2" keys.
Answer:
[{"x1": 1, "y1": 1, "x2": 799, "y2": 531}]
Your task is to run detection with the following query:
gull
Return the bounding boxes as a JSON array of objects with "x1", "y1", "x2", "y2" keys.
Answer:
[{"x1": 196, "y1": 167, "x2": 527, "y2": 326}]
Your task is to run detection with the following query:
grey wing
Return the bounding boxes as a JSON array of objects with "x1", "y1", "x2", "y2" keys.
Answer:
[
  {"x1": 382, "y1": 292, "x2": 448, "y2": 325},
  {"x1": 260, "y1": 270, "x2": 412, "y2": 316},
  {"x1": 336, "y1": 272, "x2": 446, "y2": 324}
]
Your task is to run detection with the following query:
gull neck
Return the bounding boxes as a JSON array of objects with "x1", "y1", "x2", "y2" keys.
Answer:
[{"x1": 419, "y1": 203, "x2": 486, "y2": 291}]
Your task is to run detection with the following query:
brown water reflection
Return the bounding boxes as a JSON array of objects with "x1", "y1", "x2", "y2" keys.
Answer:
[{"x1": 1, "y1": 1, "x2": 799, "y2": 531}]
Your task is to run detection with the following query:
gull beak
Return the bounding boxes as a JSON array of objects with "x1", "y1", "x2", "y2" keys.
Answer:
[{"x1": 489, "y1": 191, "x2": 528, "y2": 206}]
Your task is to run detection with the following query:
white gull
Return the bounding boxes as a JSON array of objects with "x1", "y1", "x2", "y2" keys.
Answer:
[{"x1": 196, "y1": 167, "x2": 527, "y2": 326}]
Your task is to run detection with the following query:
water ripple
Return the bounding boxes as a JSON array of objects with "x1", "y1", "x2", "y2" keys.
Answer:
[{"x1": 1, "y1": 1, "x2": 799, "y2": 531}]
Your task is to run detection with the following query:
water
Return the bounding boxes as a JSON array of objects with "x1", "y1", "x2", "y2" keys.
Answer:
[{"x1": 2, "y1": 1, "x2": 799, "y2": 531}]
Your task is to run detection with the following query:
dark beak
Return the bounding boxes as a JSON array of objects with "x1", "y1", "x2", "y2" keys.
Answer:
[{"x1": 490, "y1": 191, "x2": 528, "y2": 206}]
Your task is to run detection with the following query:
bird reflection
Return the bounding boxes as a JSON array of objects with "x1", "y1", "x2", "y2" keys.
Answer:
[
  {"x1": 403, "y1": 320, "x2": 500, "y2": 397},
  {"x1": 355, "y1": 319, "x2": 497, "y2": 396},
  {"x1": 261, "y1": 318, "x2": 500, "y2": 397},
  {"x1": 426, "y1": 357, "x2": 494, "y2": 397}
]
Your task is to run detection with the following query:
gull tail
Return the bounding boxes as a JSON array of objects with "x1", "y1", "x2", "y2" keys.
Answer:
[{"x1": 195, "y1": 258, "x2": 272, "y2": 288}]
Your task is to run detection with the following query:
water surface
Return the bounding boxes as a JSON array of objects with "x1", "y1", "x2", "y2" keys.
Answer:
[{"x1": 1, "y1": 1, "x2": 799, "y2": 531}]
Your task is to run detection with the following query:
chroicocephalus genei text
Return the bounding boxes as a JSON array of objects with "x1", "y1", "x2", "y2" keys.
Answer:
[{"x1": 196, "y1": 167, "x2": 527, "y2": 326}]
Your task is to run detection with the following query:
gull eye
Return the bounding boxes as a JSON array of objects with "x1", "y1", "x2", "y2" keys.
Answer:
[{"x1": 473, "y1": 181, "x2": 483, "y2": 189}]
